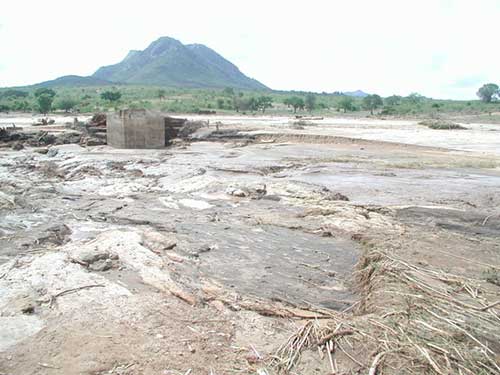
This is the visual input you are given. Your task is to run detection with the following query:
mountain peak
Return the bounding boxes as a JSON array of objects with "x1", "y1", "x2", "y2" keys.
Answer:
[
  {"x1": 92, "y1": 37, "x2": 268, "y2": 90},
  {"x1": 148, "y1": 36, "x2": 183, "y2": 49},
  {"x1": 343, "y1": 90, "x2": 369, "y2": 97},
  {"x1": 143, "y1": 37, "x2": 183, "y2": 58}
]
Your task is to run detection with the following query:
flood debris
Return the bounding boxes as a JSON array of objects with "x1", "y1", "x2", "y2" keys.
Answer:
[
  {"x1": 419, "y1": 119, "x2": 468, "y2": 130},
  {"x1": 33, "y1": 118, "x2": 55, "y2": 126},
  {"x1": 226, "y1": 183, "x2": 267, "y2": 198}
]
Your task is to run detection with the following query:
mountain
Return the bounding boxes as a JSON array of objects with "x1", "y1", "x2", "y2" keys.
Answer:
[
  {"x1": 33, "y1": 75, "x2": 114, "y2": 88},
  {"x1": 343, "y1": 90, "x2": 369, "y2": 97},
  {"x1": 92, "y1": 37, "x2": 268, "y2": 90}
]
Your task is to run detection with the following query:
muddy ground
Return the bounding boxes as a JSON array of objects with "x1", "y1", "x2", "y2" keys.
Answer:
[{"x1": 0, "y1": 115, "x2": 499, "y2": 374}]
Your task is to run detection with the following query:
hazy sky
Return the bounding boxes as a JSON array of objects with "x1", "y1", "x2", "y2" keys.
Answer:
[{"x1": 1, "y1": 0, "x2": 498, "y2": 99}]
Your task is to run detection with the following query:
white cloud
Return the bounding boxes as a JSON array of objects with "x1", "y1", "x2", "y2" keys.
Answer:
[{"x1": 0, "y1": 0, "x2": 498, "y2": 99}]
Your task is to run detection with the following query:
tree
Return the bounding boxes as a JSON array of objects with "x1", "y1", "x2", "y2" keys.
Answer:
[
  {"x1": 238, "y1": 97, "x2": 258, "y2": 112},
  {"x1": 247, "y1": 97, "x2": 259, "y2": 112},
  {"x1": 256, "y1": 96, "x2": 273, "y2": 113},
  {"x1": 222, "y1": 87, "x2": 235, "y2": 97},
  {"x1": 405, "y1": 92, "x2": 424, "y2": 105},
  {"x1": 101, "y1": 90, "x2": 122, "y2": 102},
  {"x1": 10, "y1": 100, "x2": 30, "y2": 111},
  {"x1": 385, "y1": 95, "x2": 402, "y2": 106},
  {"x1": 34, "y1": 88, "x2": 56, "y2": 114},
  {"x1": 56, "y1": 98, "x2": 78, "y2": 112},
  {"x1": 363, "y1": 94, "x2": 383, "y2": 114},
  {"x1": 216, "y1": 98, "x2": 225, "y2": 109},
  {"x1": 233, "y1": 96, "x2": 243, "y2": 112},
  {"x1": 157, "y1": 89, "x2": 166, "y2": 100},
  {"x1": 477, "y1": 83, "x2": 499, "y2": 103},
  {"x1": 283, "y1": 96, "x2": 305, "y2": 113},
  {"x1": 305, "y1": 94, "x2": 317, "y2": 112},
  {"x1": 337, "y1": 96, "x2": 355, "y2": 113}
]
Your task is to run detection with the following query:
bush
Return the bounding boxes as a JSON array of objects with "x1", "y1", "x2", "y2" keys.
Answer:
[
  {"x1": 10, "y1": 100, "x2": 30, "y2": 111},
  {"x1": 0, "y1": 104, "x2": 10, "y2": 112},
  {"x1": 380, "y1": 106, "x2": 397, "y2": 115},
  {"x1": 101, "y1": 90, "x2": 122, "y2": 102},
  {"x1": 56, "y1": 98, "x2": 78, "y2": 112},
  {"x1": 216, "y1": 98, "x2": 225, "y2": 109}
]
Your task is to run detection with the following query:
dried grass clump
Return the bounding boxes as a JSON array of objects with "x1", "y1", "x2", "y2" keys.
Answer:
[{"x1": 269, "y1": 250, "x2": 500, "y2": 374}]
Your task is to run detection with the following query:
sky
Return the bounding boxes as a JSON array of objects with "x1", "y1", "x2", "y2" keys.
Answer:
[{"x1": 0, "y1": 0, "x2": 498, "y2": 99}]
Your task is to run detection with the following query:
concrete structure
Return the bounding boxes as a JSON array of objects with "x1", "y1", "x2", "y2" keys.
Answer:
[
  {"x1": 107, "y1": 109, "x2": 165, "y2": 149},
  {"x1": 107, "y1": 109, "x2": 187, "y2": 149}
]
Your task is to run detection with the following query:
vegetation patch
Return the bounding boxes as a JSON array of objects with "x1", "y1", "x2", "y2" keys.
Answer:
[{"x1": 419, "y1": 119, "x2": 468, "y2": 130}]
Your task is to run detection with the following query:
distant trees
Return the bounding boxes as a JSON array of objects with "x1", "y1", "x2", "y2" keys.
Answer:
[
  {"x1": 34, "y1": 88, "x2": 56, "y2": 114},
  {"x1": 405, "y1": 93, "x2": 425, "y2": 105},
  {"x1": 283, "y1": 96, "x2": 305, "y2": 113},
  {"x1": 305, "y1": 94, "x2": 317, "y2": 112},
  {"x1": 362, "y1": 94, "x2": 383, "y2": 114},
  {"x1": 477, "y1": 83, "x2": 499, "y2": 103},
  {"x1": 157, "y1": 89, "x2": 166, "y2": 100},
  {"x1": 101, "y1": 90, "x2": 122, "y2": 102},
  {"x1": 246, "y1": 97, "x2": 258, "y2": 112},
  {"x1": 228, "y1": 95, "x2": 272, "y2": 113},
  {"x1": 0, "y1": 89, "x2": 28, "y2": 99},
  {"x1": 216, "y1": 98, "x2": 225, "y2": 109},
  {"x1": 256, "y1": 96, "x2": 273, "y2": 113},
  {"x1": 56, "y1": 98, "x2": 78, "y2": 112},
  {"x1": 385, "y1": 95, "x2": 402, "y2": 106},
  {"x1": 231, "y1": 92, "x2": 246, "y2": 112},
  {"x1": 337, "y1": 96, "x2": 355, "y2": 113},
  {"x1": 222, "y1": 87, "x2": 235, "y2": 97},
  {"x1": 283, "y1": 94, "x2": 318, "y2": 113}
]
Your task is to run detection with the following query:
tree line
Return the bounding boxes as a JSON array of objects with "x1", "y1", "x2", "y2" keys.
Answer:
[
  {"x1": 0, "y1": 88, "x2": 122, "y2": 114},
  {"x1": 0, "y1": 83, "x2": 498, "y2": 115}
]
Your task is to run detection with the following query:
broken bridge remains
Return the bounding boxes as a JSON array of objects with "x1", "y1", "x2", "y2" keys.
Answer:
[{"x1": 107, "y1": 109, "x2": 187, "y2": 149}]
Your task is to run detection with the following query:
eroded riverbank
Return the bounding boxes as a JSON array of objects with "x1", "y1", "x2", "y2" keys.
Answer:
[{"x1": 1, "y1": 116, "x2": 499, "y2": 374}]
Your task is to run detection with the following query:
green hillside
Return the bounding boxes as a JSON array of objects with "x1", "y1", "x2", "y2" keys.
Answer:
[{"x1": 92, "y1": 37, "x2": 268, "y2": 90}]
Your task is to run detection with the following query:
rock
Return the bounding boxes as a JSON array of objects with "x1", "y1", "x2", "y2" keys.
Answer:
[
  {"x1": 188, "y1": 244, "x2": 218, "y2": 258},
  {"x1": 34, "y1": 148, "x2": 49, "y2": 154},
  {"x1": 327, "y1": 192, "x2": 349, "y2": 201},
  {"x1": 165, "y1": 252, "x2": 186, "y2": 263},
  {"x1": 226, "y1": 184, "x2": 267, "y2": 199},
  {"x1": 46, "y1": 148, "x2": 59, "y2": 157},
  {"x1": 142, "y1": 231, "x2": 177, "y2": 253},
  {"x1": 262, "y1": 195, "x2": 281, "y2": 202},
  {"x1": 0, "y1": 191, "x2": 16, "y2": 208},
  {"x1": 82, "y1": 137, "x2": 106, "y2": 146},
  {"x1": 226, "y1": 188, "x2": 248, "y2": 197},
  {"x1": 89, "y1": 258, "x2": 113, "y2": 272},
  {"x1": 70, "y1": 246, "x2": 111, "y2": 265},
  {"x1": 36, "y1": 224, "x2": 71, "y2": 246},
  {"x1": 11, "y1": 142, "x2": 24, "y2": 151}
]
